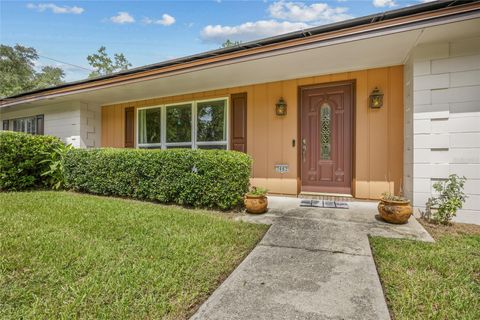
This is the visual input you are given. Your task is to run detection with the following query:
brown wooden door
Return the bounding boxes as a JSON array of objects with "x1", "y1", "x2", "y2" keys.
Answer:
[{"x1": 300, "y1": 83, "x2": 353, "y2": 194}]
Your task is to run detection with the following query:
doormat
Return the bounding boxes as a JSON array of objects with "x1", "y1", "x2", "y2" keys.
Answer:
[{"x1": 300, "y1": 199, "x2": 349, "y2": 209}]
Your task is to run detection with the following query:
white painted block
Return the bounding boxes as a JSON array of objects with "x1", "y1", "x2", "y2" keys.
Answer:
[
  {"x1": 414, "y1": 42, "x2": 449, "y2": 60},
  {"x1": 453, "y1": 210, "x2": 480, "y2": 225},
  {"x1": 414, "y1": 109, "x2": 449, "y2": 120},
  {"x1": 448, "y1": 117, "x2": 480, "y2": 132},
  {"x1": 430, "y1": 118, "x2": 449, "y2": 133},
  {"x1": 413, "y1": 192, "x2": 430, "y2": 207},
  {"x1": 415, "y1": 73, "x2": 449, "y2": 91},
  {"x1": 414, "y1": 90, "x2": 431, "y2": 105},
  {"x1": 431, "y1": 54, "x2": 480, "y2": 74},
  {"x1": 450, "y1": 101, "x2": 480, "y2": 116},
  {"x1": 414, "y1": 119, "x2": 430, "y2": 134},
  {"x1": 413, "y1": 178, "x2": 431, "y2": 193},
  {"x1": 430, "y1": 149, "x2": 450, "y2": 163},
  {"x1": 463, "y1": 195, "x2": 480, "y2": 211},
  {"x1": 450, "y1": 37, "x2": 480, "y2": 57},
  {"x1": 414, "y1": 134, "x2": 430, "y2": 148},
  {"x1": 450, "y1": 133, "x2": 480, "y2": 148},
  {"x1": 431, "y1": 86, "x2": 480, "y2": 104},
  {"x1": 414, "y1": 148, "x2": 430, "y2": 163},
  {"x1": 413, "y1": 60, "x2": 431, "y2": 76},
  {"x1": 449, "y1": 149, "x2": 480, "y2": 164},
  {"x1": 464, "y1": 179, "x2": 480, "y2": 195},
  {"x1": 430, "y1": 134, "x2": 450, "y2": 149},
  {"x1": 451, "y1": 70, "x2": 480, "y2": 87},
  {"x1": 414, "y1": 164, "x2": 449, "y2": 178},
  {"x1": 414, "y1": 103, "x2": 449, "y2": 115},
  {"x1": 431, "y1": 164, "x2": 450, "y2": 178},
  {"x1": 450, "y1": 164, "x2": 480, "y2": 179}
]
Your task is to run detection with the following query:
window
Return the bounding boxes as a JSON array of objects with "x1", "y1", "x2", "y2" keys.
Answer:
[
  {"x1": 138, "y1": 107, "x2": 161, "y2": 147},
  {"x1": 196, "y1": 100, "x2": 227, "y2": 149},
  {"x1": 136, "y1": 98, "x2": 228, "y2": 149},
  {"x1": 166, "y1": 103, "x2": 192, "y2": 148},
  {"x1": 6, "y1": 115, "x2": 44, "y2": 135},
  {"x1": 320, "y1": 103, "x2": 331, "y2": 160}
]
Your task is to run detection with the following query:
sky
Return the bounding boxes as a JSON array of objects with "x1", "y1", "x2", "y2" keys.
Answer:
[{"x1": 1, "y1": 0, "x2": 432, "y2": 82}]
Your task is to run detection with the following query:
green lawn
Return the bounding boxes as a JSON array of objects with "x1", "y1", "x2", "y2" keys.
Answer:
[
  {"x1": 370, "y1": 221, "x2": 480, "y2": 320},
  {"x1": 0, "y1": 191, "x2": 267, "y2": 319}
]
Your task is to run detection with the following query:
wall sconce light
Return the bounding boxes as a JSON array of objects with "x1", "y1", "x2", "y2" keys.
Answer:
[
  {"x1": 369, "y1": 87, "x2": 384, "y2": 109},
  {"x1": 275, "y1": 97, "x2": 287, "y2": 116}
]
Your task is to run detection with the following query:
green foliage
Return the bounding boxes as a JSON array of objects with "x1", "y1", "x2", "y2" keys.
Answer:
[
  {"x1": 370, "y1": 228, "x2": 480, "y2": 320},
  {"x1": 221, "y1": 39, "x2": 242, "y2": 48},
  {"x1": 87, "y1": 46, "x2": 132, "y2": 78},
  {"x1": 0, "y1": 131, "x2": 65, "y2": 190},
  {"x1": 381, "y1": 191, "x2": 409, "y2": 202},
  {"x1": 0, "y1": 191, "x2": 267, "y2": 319},
  {"x1": 39, "y1": 144, "x2": 74, "y2": 190},
  {"x1": 424, "y1": 174, "x2": 467, "y2": 225},
  {"x1": 0, "y1": 44, "x2": 65, "y2": 98},
  {"x1": 247, "y1": 186, "x2": 268, "y2": 197},
  {"x1": 64, "y1": 148, "x2": 252, "y2": 210}
]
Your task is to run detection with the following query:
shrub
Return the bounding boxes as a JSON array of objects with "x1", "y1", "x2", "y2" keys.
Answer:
[
  {"x1": 0, "y1": 131, "x2": 65, "y2": 191},
  {"x1": 423, "y1": 174, "x2": 467, "y2": 225},
  {"x1": 64, "y1": 148, "x2": 252, "y2": 210}
]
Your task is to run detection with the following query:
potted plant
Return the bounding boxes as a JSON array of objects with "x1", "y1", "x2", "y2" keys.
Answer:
[
  {"x1": 422, "y1": 174, "x2": 467, "y2": 225},
  {"x1": 244, "y1": 186, "x2": 268, "y2": 214},
  {"x1": 378, "y1": 192, "x2": 412, "y2": 224}
]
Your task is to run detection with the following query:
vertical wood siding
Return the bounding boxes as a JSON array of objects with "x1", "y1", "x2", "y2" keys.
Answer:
[{"x1": 101, "y1": 65, "x2": 404, "y2": 199}]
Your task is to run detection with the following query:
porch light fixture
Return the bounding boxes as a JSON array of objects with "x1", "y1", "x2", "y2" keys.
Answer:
[
  {"x1": 275, "y1": 97, "x2": 287, "y2": 116},
  {"x1": 369, "y1": 87, "x2": 384, "y2": 109}
]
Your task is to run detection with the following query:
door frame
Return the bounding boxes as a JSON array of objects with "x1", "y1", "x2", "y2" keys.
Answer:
[{"x1": 297, "y1": 80, "x2": 356, "y2": 196}]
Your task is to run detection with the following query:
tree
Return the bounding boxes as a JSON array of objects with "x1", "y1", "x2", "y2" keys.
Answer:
[
  {"x1": 87, "y1": 46, "x2": 132, "y2": 78},
  {"x1": 0, "y1": 44, "x2": 65, "y2": 98},
  {"x1": 221, "y1": 39, "x2": 242, "y2": 48}
]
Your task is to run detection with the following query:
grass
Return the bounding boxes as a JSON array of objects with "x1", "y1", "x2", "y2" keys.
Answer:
[
  {"x1": 0, "y1": 191, "x2": 268, "y2": 319},
  {"x1": 370, "y1": 220, "x2": 480, "y2": 320}
]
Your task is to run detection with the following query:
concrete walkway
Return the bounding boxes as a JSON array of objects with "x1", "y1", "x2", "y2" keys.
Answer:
[{"x1": 192, "y1": 197, "x2": 433, "y2": 320}]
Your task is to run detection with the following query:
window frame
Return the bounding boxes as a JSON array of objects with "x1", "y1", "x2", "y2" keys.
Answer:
[
  {"x1": 135, "y1": 97, "x2": 229, "y2": 150},
  {"x1": 136, "y1": 105, "x2": 163, "y2": 149},
  {"x1": 6, "y1": 114, "x2": 44, "y2": 135}
]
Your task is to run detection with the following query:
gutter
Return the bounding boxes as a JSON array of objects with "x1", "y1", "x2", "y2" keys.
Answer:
[{"x1": 1, "y1": 0, "x2": 479, "y2": 107}]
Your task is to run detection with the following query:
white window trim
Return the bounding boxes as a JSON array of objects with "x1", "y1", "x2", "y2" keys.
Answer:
[{"x1": 135, "y1": 97, "x2": 229, "y2": 150}]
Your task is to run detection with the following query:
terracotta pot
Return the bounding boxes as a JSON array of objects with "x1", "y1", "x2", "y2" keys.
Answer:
[
  {"x1": 378, "y1": 198, "x2": 413, "y2": 224},
  {"x1": 244, "y1": 194, "x2": 268, "y2": 214}
]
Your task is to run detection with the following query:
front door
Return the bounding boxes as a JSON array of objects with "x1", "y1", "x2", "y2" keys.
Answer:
[{"x1": 300, "y1": 82, "x2": 353, "y2": 194}]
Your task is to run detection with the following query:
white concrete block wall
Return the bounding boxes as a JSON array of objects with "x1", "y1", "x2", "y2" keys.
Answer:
[
  {"x1": 0, "y1": 102, "x2": 82, "y2": 147},
  {"x1": 79, "y1": 102, "x2": 101, "y2": 148},
  {"x1": 407, "y1": 37, "x2": 480, "y2": 224}
]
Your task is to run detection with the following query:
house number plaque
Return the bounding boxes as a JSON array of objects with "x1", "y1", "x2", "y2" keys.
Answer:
[{"x1": 275, "y1": 164, "x2": 289, "y2": 174}]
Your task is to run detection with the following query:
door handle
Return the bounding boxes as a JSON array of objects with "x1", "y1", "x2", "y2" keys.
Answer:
[{"x1": 302, "y1": 139, "x2": 307, "y2": 162}]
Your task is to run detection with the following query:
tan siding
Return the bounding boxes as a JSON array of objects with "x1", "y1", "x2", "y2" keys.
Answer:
[{"x1": 101, "y1": 65, "x2": 404, "y2": 199}]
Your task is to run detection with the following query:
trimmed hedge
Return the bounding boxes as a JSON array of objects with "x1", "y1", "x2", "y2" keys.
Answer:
[
  {"x1": 64, "y1": 148, "x2": 252, "y2": 210},
  {"x1": 0, "y1": 131, "x2": 65, "y2": 191}
]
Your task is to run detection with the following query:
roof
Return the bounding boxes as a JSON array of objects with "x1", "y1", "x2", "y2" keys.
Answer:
[{"x1": 2, "y1": 0, "x2": 480, "y2": 105}]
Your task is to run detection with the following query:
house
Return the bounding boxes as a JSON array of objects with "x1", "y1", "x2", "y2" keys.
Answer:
[{"x1": 1, "y1": 0, "x2": 479, "y2": 224}]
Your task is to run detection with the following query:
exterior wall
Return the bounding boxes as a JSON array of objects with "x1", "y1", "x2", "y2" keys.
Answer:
[
  {"x1": 79, "y1": 102, "x2": 102, "y2": 148},
  {"x1": 408, "y1": 37, "x2": 480, "y2": 224},
  {"x1": 0, "y1": 101, "x2": 101, "y2": 148},
  {"x1": 0, "y1": 102, "x2": 82, "y2": 147},
  {"x1": 102, "y1": 65, "x2": 404, "y2": 199}
]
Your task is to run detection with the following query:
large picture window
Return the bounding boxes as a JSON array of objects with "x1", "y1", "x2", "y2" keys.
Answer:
[{"x1": 136, "y1": 98, "x2": 228, "y2": 149}]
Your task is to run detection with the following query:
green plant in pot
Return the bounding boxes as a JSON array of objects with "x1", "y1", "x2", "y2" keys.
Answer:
[
  {"x1": 423, "y1": 174, "x2": 467, "y2": 225},
  {"x1": 378, "y1": 192, "x2": 412, "y2": 224},
  {"x1": 244, "y1": 186, "x2": 268, "y2": 214}
]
